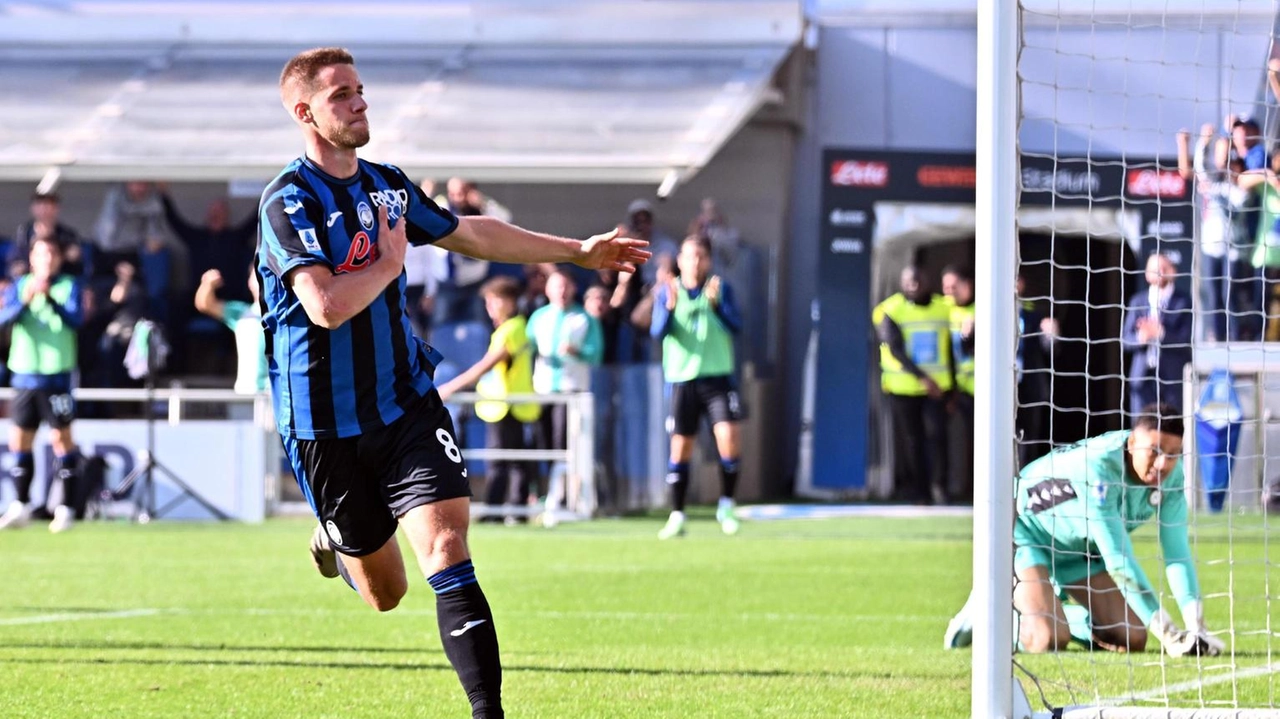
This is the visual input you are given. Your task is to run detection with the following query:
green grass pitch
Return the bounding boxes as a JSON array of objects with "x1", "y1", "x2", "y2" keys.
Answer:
[{"x1": 0, "y1": 512, "x2": 1274, "y2": 717}]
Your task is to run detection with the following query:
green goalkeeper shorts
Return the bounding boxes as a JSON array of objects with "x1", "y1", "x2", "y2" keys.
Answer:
[{"x1": 1014, "y1": 518, "x2": 1100, "y2": 589}]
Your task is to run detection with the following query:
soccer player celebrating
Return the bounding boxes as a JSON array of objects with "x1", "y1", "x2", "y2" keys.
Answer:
[
  {"x1": 944, "y1": 404, "x2": 1226, "y2": 657},
  {"x1": 651, "y1": 235, "x2": 744, "y2": 539},
  {"x1": 261, "y1": 47, "x2": 649, "y2": 719},
  {"x1": 0, "y1": 236, "x2": 84, "y2": 533}
]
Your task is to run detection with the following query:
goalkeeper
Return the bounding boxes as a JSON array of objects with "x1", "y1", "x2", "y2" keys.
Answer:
[{"x1": 945, "y1": 404, "x2": 1226, "y2": 656}]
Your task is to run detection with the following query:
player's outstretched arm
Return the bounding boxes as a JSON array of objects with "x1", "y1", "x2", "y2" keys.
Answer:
[
  {"x1": 439, "y1": 216, "x2": 651, "y2": 272},
  {"x1": 1158, "y1": 481, "x2": 1227, "y2": 656}
]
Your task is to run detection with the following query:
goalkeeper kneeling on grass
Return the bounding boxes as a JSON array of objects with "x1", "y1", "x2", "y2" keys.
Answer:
[{"x1": 945, "y1": 403, "x2": 1226, "y2": 657}]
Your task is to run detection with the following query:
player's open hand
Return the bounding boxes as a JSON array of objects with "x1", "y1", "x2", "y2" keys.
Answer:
[
  {"x1": 578, "y1": 227, "x2": 651, "y2": 273},
  {"x1": 377, "y1": 205, "x2": 407, "y2": 275}
]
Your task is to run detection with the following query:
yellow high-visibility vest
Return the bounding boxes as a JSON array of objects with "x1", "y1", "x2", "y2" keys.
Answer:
[
  {"x1": 873, "y1": 293, "x2": 953, "y2": 396},
  {"x1": 950, "y1": 301, "x2": 975, "y2": 395}
]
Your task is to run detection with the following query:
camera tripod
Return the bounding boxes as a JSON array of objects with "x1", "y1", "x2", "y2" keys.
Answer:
[{"x1": 108, "y1": 352, "x2": 229, "y2": 522}]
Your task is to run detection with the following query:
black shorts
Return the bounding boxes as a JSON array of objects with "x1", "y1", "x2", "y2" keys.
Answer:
[
  {"x1": 12, "y1": 388, "x2": 76, "y2": 430},
  {"x1": 282, "y1": 389, "x2": 471, "y2": 556},
  {"x1": 667, "y1": 375, "x2": 742, "y2": 437}
]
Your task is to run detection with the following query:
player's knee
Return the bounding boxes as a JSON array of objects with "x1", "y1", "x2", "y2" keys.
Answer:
[
  {"x1": 1130, "y1": 627, "x2": 1148, "y2": 652},
  {"x1": 363, "y1": 579, "x2": 408, "y2": 612},
  {"x1": 427, "y1": 529, "x2": 469, "y2": 568}
]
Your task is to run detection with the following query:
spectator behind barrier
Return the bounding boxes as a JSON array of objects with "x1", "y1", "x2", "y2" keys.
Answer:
[
  {"x1": 437, "y1": 276, "x2": 541, "y2": 522},
  {"x1": 687, "y1": 197, "x2": 741, "y2": 271},
  {"x1": 624, "y1": 198, "x2": 678, "y2": 283},
  {"x1": 11, "y1": 192, "x2": 91, "y2": 279},
  {"x1": 194, "y1": 267, "x2": 267, "y2": 398},
  {"x1": 1177, "y1": 124, "x2": 1251, "y2": 342},
  {"x1": 527, "y1": 268, "x2": 603, "y2": 525}
]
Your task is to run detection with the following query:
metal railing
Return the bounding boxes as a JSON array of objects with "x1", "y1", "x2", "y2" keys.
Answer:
[{"x1": 0, "y1": 386, "x2": 597, "y2": 521}]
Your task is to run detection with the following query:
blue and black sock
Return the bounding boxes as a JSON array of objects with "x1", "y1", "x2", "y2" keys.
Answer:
[
  {"x1": 429, "y1": 560, "x2": 503, "y2": 719},
  {"x1": 54, "y1": 451, "x2": 81, "y2": 512},
  {"x1": 9, "y1": 451, "x2": 33, "y2": 504},
  {"x1": 666, "y1": 461, "x2": 690, "y2": 512},
  {"x1": 719, "y1": 456, "x2": 739, "y2": 501}
]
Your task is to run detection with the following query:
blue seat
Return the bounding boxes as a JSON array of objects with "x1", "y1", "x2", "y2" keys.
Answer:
[{"x1": 429, "y1": 320, "x2": 491, "y2": 369}]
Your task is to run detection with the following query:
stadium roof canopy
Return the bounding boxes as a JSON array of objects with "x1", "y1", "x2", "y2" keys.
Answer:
[{"x1": 0, "y1": 0, "x2": 801, "y2": 190}]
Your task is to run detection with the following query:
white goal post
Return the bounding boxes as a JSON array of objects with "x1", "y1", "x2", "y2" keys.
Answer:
[{"x1": 976, "y1": 1, "x2": 1280, "y2": 718}]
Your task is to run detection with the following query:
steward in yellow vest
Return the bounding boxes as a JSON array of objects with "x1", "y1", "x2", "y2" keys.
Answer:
[{"x1": 874, "y1": 265, "x2": 953, "y2": 505}]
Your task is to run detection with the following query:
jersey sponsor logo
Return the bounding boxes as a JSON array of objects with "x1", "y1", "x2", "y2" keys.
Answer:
[
  {"x1": 284, "y1": 200, "x2": 304, "y2": 215},
  {"x1": 326, "y1": 211, "x2": 343, "y2": 228},
  {"x1": 368, "y1": 189, "x2": 408, "y2": 220},
  {"x1": 830, "y1": 160, "x2": 889, "y2": 188},
  {"x1": 357, "y1": 201, "x2": 375, "y2": 230},
  {"x1": 334, "y1": 231, "x2": 379, "y2": 274},
  {"x1": 1025, "y1": 477, "x2": 1078, "y2": 514},
  {"x1": 299, "y1": 228, "x2": 322, "y2": 253}
]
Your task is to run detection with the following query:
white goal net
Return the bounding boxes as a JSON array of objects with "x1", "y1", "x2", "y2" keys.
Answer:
[{"x1": 977, "y1": 1, "x2": 1280, "y2": 717}]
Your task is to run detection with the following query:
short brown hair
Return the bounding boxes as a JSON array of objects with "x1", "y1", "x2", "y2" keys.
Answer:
[
  {"x1": 480, "y1": 275, "x2": 521, "y2": 301},
  {"x1": 280, "y1": 47, "x2": 355, "y2": 99},
  {"x1": 681, "y1": 234, "x2": 712, "y2": 255}
]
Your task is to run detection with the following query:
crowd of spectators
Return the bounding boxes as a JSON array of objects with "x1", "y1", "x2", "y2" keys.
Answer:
[{"x1": 0, "y1": 178, "x2": 754, "y2": 419}]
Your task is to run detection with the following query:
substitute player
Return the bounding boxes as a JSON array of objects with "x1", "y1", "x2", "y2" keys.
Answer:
[
  {"x1": 0, "y1": 236, "x2": 83, "y2": 533},
  {"x1": 651, "y1": 235, "x2": 743, "y2": 539},
  {"x1": 944, "y1": 405, "x2": 1226, "y2": 656},
  {"x1": 262, "y1": 47, "x2": 649, "y2": 719}
]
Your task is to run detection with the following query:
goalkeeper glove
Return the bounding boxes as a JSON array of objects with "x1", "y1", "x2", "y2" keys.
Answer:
[
  {"x1": 1150, "y1": 609, "x2": 1225, "y2": 657},
  {"x1": 1180, "y1": 600, "x2": 1228, "y2": 656}
]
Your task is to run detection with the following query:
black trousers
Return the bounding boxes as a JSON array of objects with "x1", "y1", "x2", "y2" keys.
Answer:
[
  {"x1": 948, "y1": 392, "x2": 974, "y2": 504},
  {"x1": 484, "y1": 415, "x2": 535, "y2": 506},
  {"x1": 885, "y1": 393, "x2": 948, "y2": 504}
]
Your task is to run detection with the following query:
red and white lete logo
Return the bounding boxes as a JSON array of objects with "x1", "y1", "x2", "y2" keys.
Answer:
[
  {"x1": 1126, "y1": 169, "x2": 1186, "y2": 199},
  {"x1": 830, "y1": 160, "x2": 889, "y2": 188}
]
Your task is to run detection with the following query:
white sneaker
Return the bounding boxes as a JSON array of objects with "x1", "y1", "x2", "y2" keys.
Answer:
[
  {"x1": 48, "y1": 505, "x2": 74, "y2": 534},
  {"x1": 944, "y1": 592, "x2": 975, "y2": 650},
  {"x1": 542, "y1": 504, "x2": 559, "y2": 528},
  {"x1": 657, "y1": 511, "x2": 686, "y2": 540},
  {"x1": 716, "y1": 501, "x2": 741, "y2": 536},
  {"x1": 0, "y1": 500, "x2": 30, "y2": 530}
]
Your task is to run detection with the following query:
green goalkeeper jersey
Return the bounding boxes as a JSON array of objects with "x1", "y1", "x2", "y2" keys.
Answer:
[{"x1": 1014, "y1": 430, "x2": 1199, "y2": 625}]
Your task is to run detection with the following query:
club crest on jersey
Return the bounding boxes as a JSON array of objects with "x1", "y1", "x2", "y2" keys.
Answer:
[
  {"x1": 357, "y1": 201, "x2": 375, "y2": 230},
  {"x1": 335, "y1": 231, "x2": 379, "y2": 274}
]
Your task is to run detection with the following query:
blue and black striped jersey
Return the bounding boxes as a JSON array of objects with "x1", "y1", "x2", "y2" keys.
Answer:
[{"x1": 256, "y1": 157, "x2": 458, "y2": 439}]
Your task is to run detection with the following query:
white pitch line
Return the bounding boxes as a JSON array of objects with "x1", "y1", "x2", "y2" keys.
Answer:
[
  {"x1": 0, "y1": 608, "x2": 160, "y2": 626},
  {"x1": 1097, "y1": 662, "x2": 1280, "y2": 706}
]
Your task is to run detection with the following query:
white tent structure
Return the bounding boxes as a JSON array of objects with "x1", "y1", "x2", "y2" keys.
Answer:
[{"x1": 2, "y1": 0, "x2": 802, "y2": 189}]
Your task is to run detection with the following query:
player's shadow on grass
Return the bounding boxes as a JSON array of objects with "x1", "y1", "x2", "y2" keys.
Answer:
[
  {"x1": 0, "y1": 640, "x2": 896, "y2": 679},
  {"x1": 0, "y1": 653, "x2": 884, "y2": 680}
]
